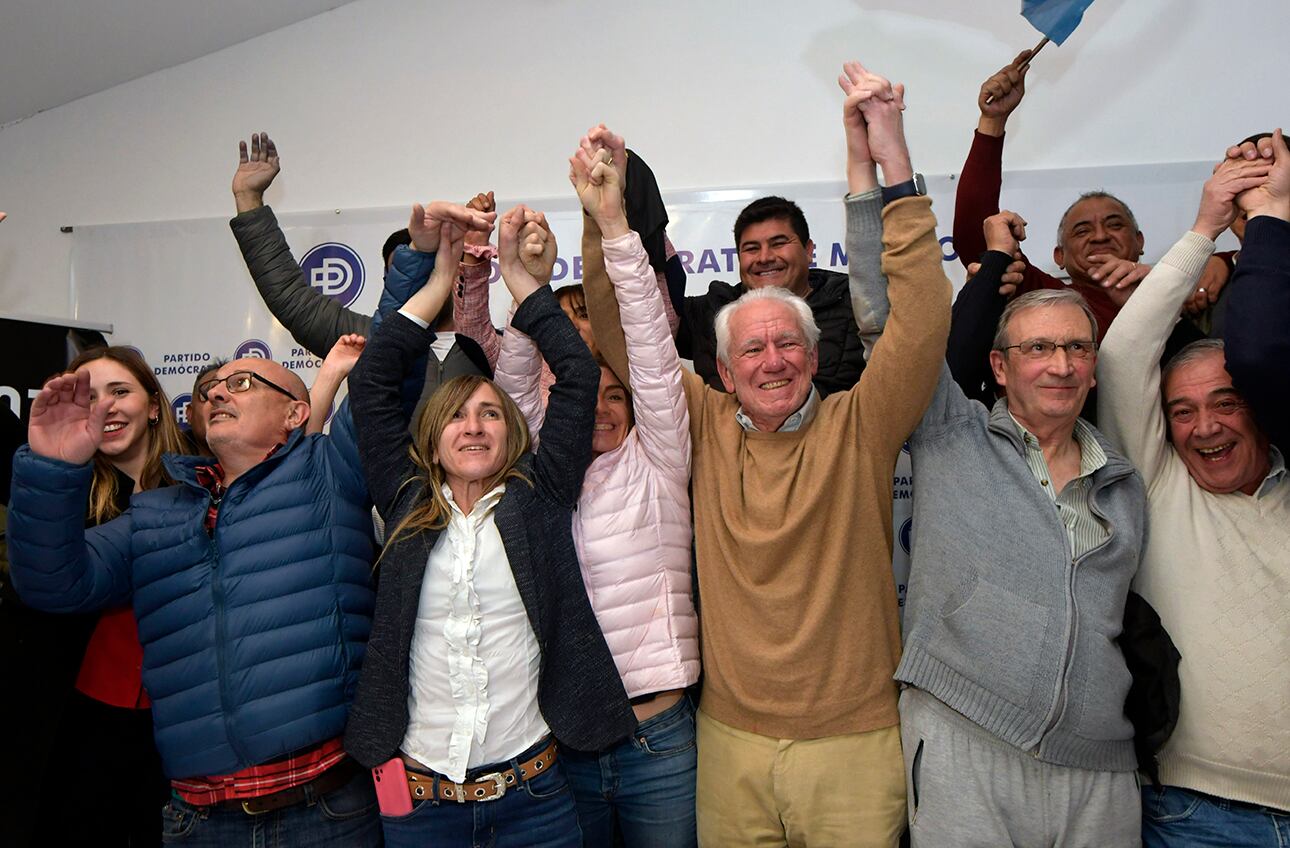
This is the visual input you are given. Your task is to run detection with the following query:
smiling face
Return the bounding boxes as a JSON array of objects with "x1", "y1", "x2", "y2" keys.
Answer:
[
  {"x1": 203, "y1": 359, "x2": 308, "y2": 462},
  {"x1": 80, "y1": 358, "x2": 157, "y2": 466},
  {"x1": 592, "y1": 366, "x2": 633, "y2": 455},
  {"x1": 737, "y1": 217, "x2": 814, "y2": 297},
  {"x1": 1163, "y1": 350, "x2": 1271, "y2": 495},
  {"x1": 434, "y1": 382, "x2": 512, "y2": 491},
  {"x1": 717, "y1": 298, "x2": 818, "y2": 431},
  {"x1": 1053, "y1": 195, "x2": 1144, "y2": 286},
  {"x1": 989, "y1": 303, "x2": 1097, "y2": 432}
]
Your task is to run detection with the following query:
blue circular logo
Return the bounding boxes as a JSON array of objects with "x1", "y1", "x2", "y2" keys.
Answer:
[
  {"x1": 301, "y1": 242, "x2": 365, "y2": 307},
  {"x1": 899, "y1": 518, "x2": 913, "y2": 555},
  {"x1": 235, "y1": 339, "x2": 273, "y2": 360},
  {"x1": 172, "y1": 392, "x2": 192, "y2": 430},
  {"x1": 901, "y1": 440, "x2": 911, "y2": 455}
]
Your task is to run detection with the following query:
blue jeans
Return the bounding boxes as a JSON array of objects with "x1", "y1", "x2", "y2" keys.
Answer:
[
  {"x1": 160, "y1": 767, "x2": 382, "y2": 847},
  {"x1": 1142, "y1": 784, "x2": 1290, "y2": 847},
  {"x1": 562, "y1": 695, "x2": 697, "y2": 848},
  {"x1": 381, "y1": 737, "x2": 581, "y2": 848}
]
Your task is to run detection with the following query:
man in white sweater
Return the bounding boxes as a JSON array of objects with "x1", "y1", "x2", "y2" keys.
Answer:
[{"x1": 1098, "y1": 139, "x2": 1290, "y2": 846}]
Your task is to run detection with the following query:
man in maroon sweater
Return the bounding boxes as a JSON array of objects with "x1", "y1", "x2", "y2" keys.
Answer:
[{"x1": 952, "y1": 51, "x2": 1229, "y2": 340}]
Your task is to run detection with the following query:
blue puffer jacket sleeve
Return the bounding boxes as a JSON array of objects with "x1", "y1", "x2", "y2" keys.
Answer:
[
  {"x1": 375, "y1": 245, "x2": 436, "y2": 328},
  {"x1": 7, "y1": 447, "x2": 134, "y2": 612},
  {"x1": 318, "y1": 397, "x2": 368, "y2": 503}
]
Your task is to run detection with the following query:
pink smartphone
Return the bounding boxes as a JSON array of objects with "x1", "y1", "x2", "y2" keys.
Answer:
[{"x1": 371, "y1": 757, "x2": 414, "y2": 816}]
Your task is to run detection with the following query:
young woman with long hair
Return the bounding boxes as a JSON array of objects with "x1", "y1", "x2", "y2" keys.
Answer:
[
  {"x1": 343, "y1": 201, "x2": 634, "y2": 847},
  {"x1": 45, "y1": 346, "x2": 187, "y2": 844}
]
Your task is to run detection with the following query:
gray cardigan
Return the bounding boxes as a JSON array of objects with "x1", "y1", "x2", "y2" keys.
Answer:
[{"x1": 898, "y1": 367, "x2": 1148, "y2": 772}]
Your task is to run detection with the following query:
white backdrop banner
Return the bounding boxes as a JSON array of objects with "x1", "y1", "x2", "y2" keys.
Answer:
[{"x1": 69, "y1": 159, "x2": 1228, "y2": 614}]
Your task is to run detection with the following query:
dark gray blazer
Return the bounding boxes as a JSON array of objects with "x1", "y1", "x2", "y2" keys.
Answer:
[{"x1": 343, "y1": 289, "x2": 636, "y2": 768}]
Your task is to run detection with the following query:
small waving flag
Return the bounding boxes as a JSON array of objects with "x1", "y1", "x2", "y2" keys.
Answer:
[{"x1": 1021, "y1": 0, "x2": 1095, "y2": 46}]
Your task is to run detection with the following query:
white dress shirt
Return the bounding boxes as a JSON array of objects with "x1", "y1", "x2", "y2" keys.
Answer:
[{"x1": 399, "y1": 483, "x2": 549, "y2": 783}]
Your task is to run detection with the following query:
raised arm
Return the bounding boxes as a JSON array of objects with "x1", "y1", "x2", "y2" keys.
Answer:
[
  {"x1": 572, "y1": 131, "x2": 690, "y2": 478},
  {"x1": 499, "y1": 205, "x2": 601, "y2": 507},
  {"x1": 308, "y1": 333, "x2": 366, "y2": 434},
  {"x1": 839, "y1": 63, "x2": 952, "y2": 449},
  {"x1": 348, "y1": 204, "x2": 491, "y2": 515},
  {"x1": 7, "y1": 371, "x2": 133, "y2": 611},
  {"x1": 454, "y1": 191, "x2": 502, "y2": 369},
  {"x1": 947, "y1": 211, "x2": 1029, "y2": 405},
  {"x1": 1098, "y1": 157, "x2": 1272, "y2": 483},
  {"x1": 1223, "y1": 128, "x2": 1290, "y2": 449},
  {"x1": 951, "y1": 53, "x2": 1030, "y2": 270},
  {"x1": 229, "y1": 132, "x2": 370, "y2": 358},
  {"x1": 838, "y1": 62, "x2": 890, "y2": 360},
  {"x1": 493, "y1": 213, "x2": 560, "y2": 441}
]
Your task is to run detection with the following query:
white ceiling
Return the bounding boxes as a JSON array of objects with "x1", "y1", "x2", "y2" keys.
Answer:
[{"x1": 0, "y1": 0, "x2": 358, "y2": 127}]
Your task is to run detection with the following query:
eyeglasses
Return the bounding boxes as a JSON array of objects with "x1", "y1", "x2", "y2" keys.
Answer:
[
  {"x1": 197, "y1": 370, "x2": 299, "y2": 402},
  {"x1": 998, "y1": 339, "x2": 1098, "y2": 361}
]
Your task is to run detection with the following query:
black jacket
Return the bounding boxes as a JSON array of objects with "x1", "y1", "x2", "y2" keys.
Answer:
[
  {"x1": 343, "y1": 289, "x2": 636, "y2": 768},
  {"x1": 675, "y1": 268, "x2": 867, "y2": 396}
]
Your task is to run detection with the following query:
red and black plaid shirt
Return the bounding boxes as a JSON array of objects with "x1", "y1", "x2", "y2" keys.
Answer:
[{"x1": 179, "y1": 444, "x2": 346, "y2": 804}]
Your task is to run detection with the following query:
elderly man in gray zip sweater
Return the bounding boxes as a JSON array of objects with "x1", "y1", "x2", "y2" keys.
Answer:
[{"x1": 877, "y1": 262, "x2": 1149, "y2": 843}]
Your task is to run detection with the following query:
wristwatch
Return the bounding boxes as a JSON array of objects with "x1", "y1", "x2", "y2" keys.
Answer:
[{"x1": 881, "y1": 172, "x2": 927, "y2": 205}]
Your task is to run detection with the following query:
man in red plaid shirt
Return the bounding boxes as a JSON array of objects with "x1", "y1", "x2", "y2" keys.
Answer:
[{"x1": 9, "y1": 356, "x2": 380, "y2": 846}]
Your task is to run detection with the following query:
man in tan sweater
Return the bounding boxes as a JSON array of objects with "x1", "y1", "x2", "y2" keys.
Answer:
[{"x1": 587, "y1": 62, "x2": 950, "y2": 847}]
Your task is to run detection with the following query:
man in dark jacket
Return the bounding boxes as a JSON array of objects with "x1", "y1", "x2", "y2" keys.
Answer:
[
  {"x1": 229, "y1": 133, "x2": 493, "y2": 404},
  {"x1": 8, "y1": 356, "x2": 385, "y2": 846},
  {"x1": 676, "y1": 195, "x2": 868, "y2": 395}
]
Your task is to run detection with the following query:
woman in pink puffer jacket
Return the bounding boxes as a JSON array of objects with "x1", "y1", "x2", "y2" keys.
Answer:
[{"x1": 493, "y1": 135, "x2": 699, "y2": 847}]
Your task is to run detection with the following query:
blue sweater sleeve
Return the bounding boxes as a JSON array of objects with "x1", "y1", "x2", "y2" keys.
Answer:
[
  {"x1": 7, "y1": 447, "x2": 134, "y2": 612},
  {"x1": 1223, "y1": 216, "x2": 1290, "y2": 450}
]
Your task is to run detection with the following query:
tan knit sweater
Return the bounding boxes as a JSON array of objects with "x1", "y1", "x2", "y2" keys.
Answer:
[{"x1": 684, "y1": 197, "x2": 950, "y2": 739}]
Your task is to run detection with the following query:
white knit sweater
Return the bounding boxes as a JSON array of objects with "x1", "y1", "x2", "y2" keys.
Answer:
[{"x1": 1099, "y1": 230, "x2": 1290, "y2": 810}]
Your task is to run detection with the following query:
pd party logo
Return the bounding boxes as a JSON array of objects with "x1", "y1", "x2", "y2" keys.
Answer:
[
  {"x1": 236, "y1": 339, "x2": 273, "y2": 360},
  {"x1": 899, "y1": 518, "x2": 913, "y2": 555},
  {"x1": 172, "y1": 392, "x2": 192, "y2": 430},
  {"x1": 302, "y1": 243, "x2": 365, "y2": 307}
]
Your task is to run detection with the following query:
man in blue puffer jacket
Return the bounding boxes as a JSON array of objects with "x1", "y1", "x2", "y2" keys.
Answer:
[{"x1": 8, "y1": 357, "x2": 381, "y2": 846}]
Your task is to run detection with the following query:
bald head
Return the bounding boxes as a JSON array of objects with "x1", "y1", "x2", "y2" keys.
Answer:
[
  {"x1": 205, "y1": 358, "x2": 311, "y2": 483},
  {"x1": 224, "y1": 358, "x2": 308, "y2": 402}
]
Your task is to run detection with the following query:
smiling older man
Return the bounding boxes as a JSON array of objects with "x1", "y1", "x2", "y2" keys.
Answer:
[
  {"x1": 6, "y1": 349, "x2": 386, "y2": 845},
  {"x1": 897, "y1": 282, "x2": 1149, "y2": 846},
  {"x1": 1098, "y1": 147, "x2": 1290, "y2": 847},
  {"x1": 577, "y1": 64, "x2": 949, "y2": 846}
]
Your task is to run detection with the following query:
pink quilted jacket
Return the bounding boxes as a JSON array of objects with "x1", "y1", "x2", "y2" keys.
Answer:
[{"x1": 494, "y1": 232, "x2": 699, "y2": 697}]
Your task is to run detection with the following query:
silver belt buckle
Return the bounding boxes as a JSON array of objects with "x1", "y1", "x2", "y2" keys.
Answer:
[{"x1": 475, "y1": 772, "x2": 507, "y2": 802}]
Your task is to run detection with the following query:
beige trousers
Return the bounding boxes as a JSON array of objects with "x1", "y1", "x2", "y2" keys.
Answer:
[{"x1": 696, "y1": 708, "x2": 906, "y2": 848}]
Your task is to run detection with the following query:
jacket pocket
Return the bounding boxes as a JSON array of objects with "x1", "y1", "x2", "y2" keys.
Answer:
[{"x1": 936, "y1": 572, "x2": 1050, "y2": 707}]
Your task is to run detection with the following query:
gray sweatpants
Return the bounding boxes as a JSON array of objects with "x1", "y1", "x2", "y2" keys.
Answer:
[{"x1": 899, "y1": 687, "x2": 1140, "y2": 848}]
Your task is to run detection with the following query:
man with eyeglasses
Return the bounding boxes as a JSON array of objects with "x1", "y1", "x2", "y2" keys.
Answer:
[
  {"x1": 7, "y1": 354, "x2": 385, "y2": 845},
  {"x1": 892, "y1": 285, "x2": 1149, "y2": 846}
]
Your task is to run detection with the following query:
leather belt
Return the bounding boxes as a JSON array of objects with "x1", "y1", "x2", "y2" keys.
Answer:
[
  {"x1": 406, "y1": 740, "x2": 557, "y2": 803},
  {"x1": 218, "y1": 758, "x2": 359, "y2": 816}
]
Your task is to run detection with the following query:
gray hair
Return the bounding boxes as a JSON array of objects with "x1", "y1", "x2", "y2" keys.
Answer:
[
  {"x1": 1055, "y1": 191, "x2": 1140, "y2": 245},
  {"x1": 1162, "y1": 339, "x2": 1226, "y2": 389},
  {"x1": 715, "y1": 286, "x2": 820, "y2": 365},
  {"x1": 992, "y1": 288, "x2": 1099, "y2": 351}
]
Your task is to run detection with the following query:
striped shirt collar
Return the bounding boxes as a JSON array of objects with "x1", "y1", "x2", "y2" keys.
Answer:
[{"x1": 1007, "y1": 412, "x2": 1108, "y2": 481}]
